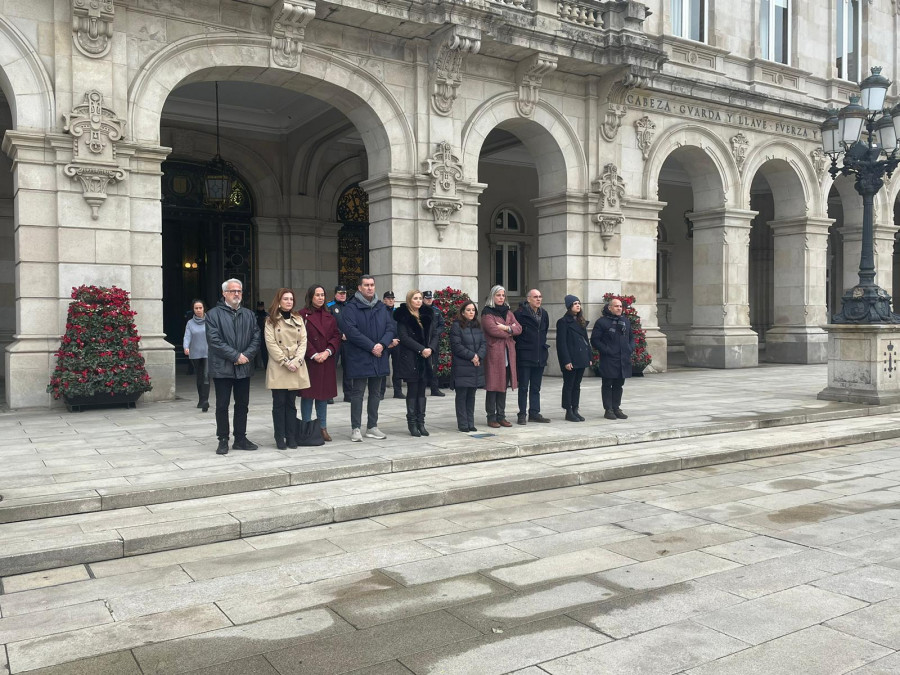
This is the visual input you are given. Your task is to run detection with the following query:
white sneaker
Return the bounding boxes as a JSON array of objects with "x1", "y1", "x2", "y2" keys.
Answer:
[
  {"x1": 365, "y1": 427, "x2": 387, "y2": 440},
  {"x1": 350, "y1": 428, "x2": 363, "y2": 442}
]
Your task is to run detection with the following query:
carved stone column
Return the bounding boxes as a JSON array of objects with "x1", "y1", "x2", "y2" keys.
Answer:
[
  {"x1": 621, "y1": 198, "x2": 668, "y2": 373},
  {"x1": 765, "y1": 216, "x2": 830, "y2": 364},
  {"x1": 1, "y1": 127, "x2": 175, "y2": 408},
  {"x1": 684, "y1": 208, "x2": 759, "y2": 368},
  {"x1": 533, "y1": 191, "x2": 592, "y2": 375}
]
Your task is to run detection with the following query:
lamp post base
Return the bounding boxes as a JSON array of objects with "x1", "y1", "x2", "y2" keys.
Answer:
[
  {"x1": 818, "y1": 324, "x2": 900, "y2": 404},
  {"x1": 832, "y1": 284, "x2": 900, "y2": 324}
]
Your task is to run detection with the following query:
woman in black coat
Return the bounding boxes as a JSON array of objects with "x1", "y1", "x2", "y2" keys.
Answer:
[
  {"x1": 590, "y1": 297, "x2": 635, "y2": 420},
  {"x1": 556, "y1": 294, "x2": 592, "y2": 422},
  {"x1": 394, "y1": 290, "x2": 434, "y2": 437},
  {"x1": 450, "y1": 300, "x2": 487, "y2": 432}
]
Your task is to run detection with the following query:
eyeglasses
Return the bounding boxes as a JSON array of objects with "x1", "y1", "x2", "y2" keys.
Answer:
[{"x1": 225, "y1": 289, "x2": 243, "y2": 294}]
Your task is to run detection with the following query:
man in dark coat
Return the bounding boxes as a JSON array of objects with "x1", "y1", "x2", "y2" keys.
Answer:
[
  {"x1": 422, "y1": 291, "x2": 446, "y2": 396},
  {"x1": 513, "y1": 289, "x2": 551, "y2": 424},
  {"x1": 327, "y1": 285, "x2": 350, "y2": 402},
  {"x1": 379, "y1": 291, "x2": 403, "y2": 399},
  {"x1": 205, "y1": 278, "x2": 261, "y2": 455},
  {"x1": 341, "y1": 275, "x2": 395, "y2": 441},
  {"x1": 590, "y1": 296, "x2": 635, "y2": 420},
  {"x1": 254, "y1": 301, "x2": 269, "y2": 370}
]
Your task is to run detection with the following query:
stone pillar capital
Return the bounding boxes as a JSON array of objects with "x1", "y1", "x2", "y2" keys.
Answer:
[{"x1": 767, "y1": 215, "x2": 833, "y2": 237}]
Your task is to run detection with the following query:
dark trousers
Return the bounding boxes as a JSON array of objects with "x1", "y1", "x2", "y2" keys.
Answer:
[
  {"x1": 338, "y1": 343, "x2": 352, "y2": 398},
  {"x1": 601, "y1": 377, "x2": 625, "y2": 410},
  {"x1": 485, "y1": 390, "x2": 507, "y2": 423},
  {"x1": 350, "y1": 376, "x2": 382, "y2": 430},
  {"x1": 405, "y1": 379, "x2": 427, "y2": 423},
  {"x1": 271, "y1": 389, "x2": 297, "y2": 443},
  {"x1": 213, "y1": 377, "x2": 250, "y2": 441},
  {"x1": 455, "y1": 387, "x2": 476, "y2": 430},
  {"x1": 517, "y1": 364, "x2": 544, "y2": 416},
  {"x1": 192, "y1": 358, "x2": 209, "y2": 405},
  {"x1": 561, "y1": 368, "x2": 585, "y2": 409}
]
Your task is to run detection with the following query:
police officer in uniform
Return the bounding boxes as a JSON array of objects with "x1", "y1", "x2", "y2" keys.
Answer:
[
  {"x1": 422, "y1": 291, "x2": 445, "y2": 396},
  {"x1": 327, "y1": 285, "x2": 350, "y2": 402}
]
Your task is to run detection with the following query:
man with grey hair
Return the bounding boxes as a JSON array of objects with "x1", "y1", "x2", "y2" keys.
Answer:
[{"x1": 205, "y1": 278, "x2": 261, "y2": 455}]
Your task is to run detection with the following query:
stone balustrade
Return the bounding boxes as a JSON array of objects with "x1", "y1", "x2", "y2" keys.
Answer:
[{"x1": 557, "y1": 0, "x2": 603, "y2": 28}]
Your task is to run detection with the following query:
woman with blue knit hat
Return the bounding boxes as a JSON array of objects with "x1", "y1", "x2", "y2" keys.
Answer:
[{"x1": 556, "y1": 295, "x2": 591, "y2": 422}]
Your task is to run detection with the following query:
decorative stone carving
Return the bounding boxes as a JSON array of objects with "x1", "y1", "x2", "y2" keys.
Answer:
[
  {"x1": 72, "y1": 0, "x2": 114, "y2": 59},
  {"x1": 270, "y1": 0, "x2": 316, "y2": 69},
  {"x1": 810, "y1": 147, "x2": 828, "y2": 180},
  {"x1": 595, "y1": 215, "x2": 623, "y2": 251},
  {"x1": 730, "y1": 132, "x2": 750, "y2": 174},
  {"x1": 63, "y1": 166, "x2": 126, "y2": 219},
  {"x1": 63, "y1": 90, "x2": 126, "y2": 220},
  {"x1": 592, "y1": 163, "x2": 626, "y2": 251},
  {"x1": 596, "y1": 163, "x2": 626, "y2": 210},
  {"x1": 431, "y1": 27, "x2": 481, "y2": 116},
  {"x1": 634, "y1": 115, "x2": 656, "y2": 160},
  {"x1": 601, "y1": 104, "x2": 627, "y2": 142},
  {"x1": 516, "y1": 53, "x2": 557, "y2": 117},
  {"x1": 423, "y1": 141, "x2": 464, "y2": 241}
]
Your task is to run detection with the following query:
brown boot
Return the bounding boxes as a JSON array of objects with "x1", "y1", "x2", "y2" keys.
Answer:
[{"x1": 321, "y1": 427, "x2": 332, "y2": 442}]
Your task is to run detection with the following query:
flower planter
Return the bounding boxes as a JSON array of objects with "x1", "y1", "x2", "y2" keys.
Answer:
[{"x1": 64, "y1": 391, "x2": 142, "y2": 413}]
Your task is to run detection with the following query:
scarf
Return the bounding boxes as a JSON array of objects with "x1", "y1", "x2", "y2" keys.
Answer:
[{"x1": 354, "y1": 291, "x2": 379, "y2": 309}]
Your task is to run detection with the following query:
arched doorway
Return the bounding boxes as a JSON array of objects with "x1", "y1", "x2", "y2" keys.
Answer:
[
  {"x1": 0, "y1": 90, "x2": 12, "y2": 400},
  {"x1": 336, "y1": 184, "x2": 370, "y2": 291},
  {"x1": 160, "y1": 159, "x2": 253, "y2": 347}
]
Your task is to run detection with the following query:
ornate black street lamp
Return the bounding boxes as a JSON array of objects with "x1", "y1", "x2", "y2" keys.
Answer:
[{"x1": 821, "y1": 66, "x2": 900, "y2": 323}]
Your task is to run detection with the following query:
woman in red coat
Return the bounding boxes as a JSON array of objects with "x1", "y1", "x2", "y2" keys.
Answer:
[
  {"x1": 298, "y1": 284, "x2": 342, "y2": 441},
  {"x1": 481, "y1": 285, "x2": 522, "y2": 428}
]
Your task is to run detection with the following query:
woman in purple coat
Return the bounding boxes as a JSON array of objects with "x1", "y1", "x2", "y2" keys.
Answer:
[
  {"x1": 298, "y1": 284, "x2": 342, "y2": 441},
  {"x1": 480, "y1": 285, "x2": 522, "y2": 428}
]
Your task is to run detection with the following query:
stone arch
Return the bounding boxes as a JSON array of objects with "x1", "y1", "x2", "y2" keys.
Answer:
[
  {"x1": 163, "y1": 127, "x2": 282, "y2": 217},
  {"x1": 643, "y1": 123, "x2": 738, "y2": 211},
  {"x1": 460, "y1": 93, "x2": 587, "y2": 195},
  {"x1": 128, "y1": 34, "x2": 415, "y2": 176},
  {"x1": 0, "y1": 16, "x2": 54, "y2": 131},
  {"x1": 318, "y1": 156, "x2": 366, "y2": 221},
  {"x1": 741, "y1": 140, "x2": 818, "y2": 219}
]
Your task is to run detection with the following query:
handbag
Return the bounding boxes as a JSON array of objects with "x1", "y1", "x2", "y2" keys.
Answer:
[{"x1": 291, "y1": 417, "x2": 325, "y2": 446}]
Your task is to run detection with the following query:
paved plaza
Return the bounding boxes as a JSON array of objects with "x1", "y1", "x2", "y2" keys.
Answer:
[{"x1": 3, "y1": 365, "x2": 900, "y2": 673}]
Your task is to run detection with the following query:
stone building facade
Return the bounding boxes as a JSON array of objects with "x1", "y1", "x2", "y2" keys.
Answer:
[{"x1": 1, "y1": 0, "x2": 899, "y2": 408}]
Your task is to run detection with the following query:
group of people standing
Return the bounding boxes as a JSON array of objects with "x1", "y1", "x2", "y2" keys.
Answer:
[{"x1": 182, "y1": 275, "x2": 636, "y2": 455}]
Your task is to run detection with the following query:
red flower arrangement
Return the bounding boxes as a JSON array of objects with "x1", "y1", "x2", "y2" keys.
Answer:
[
  {"x1": 591, "y1": 293, "x2": 652, "y2": 373},
  {"x1": 47, "y1": 285, "x2": 153, "y2": 399},
  {"x1": 431, "y1": 286, "x2": 470, "y2": 380}
]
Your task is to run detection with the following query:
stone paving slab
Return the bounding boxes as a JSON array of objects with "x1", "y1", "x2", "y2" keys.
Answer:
[{"x1": 6, "y1": 604, "x2": 232, "y2": 673}]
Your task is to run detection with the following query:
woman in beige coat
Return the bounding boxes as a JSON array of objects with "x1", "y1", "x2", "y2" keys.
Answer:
[{"x1": 265, "y1": 288, "x2": 310, "y2": 449}]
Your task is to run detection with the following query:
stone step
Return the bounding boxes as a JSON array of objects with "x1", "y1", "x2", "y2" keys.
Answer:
[
  {"x1": 0, "y1": 405, "x2": 891, "y2": 527},
  {"x1": 2, "y1": 412, "x2": 899, "y2": 577}
]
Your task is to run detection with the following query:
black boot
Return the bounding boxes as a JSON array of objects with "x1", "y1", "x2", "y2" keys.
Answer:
[
  {"x1": 393, "y1": 387, "x2": 405, "y2": 399},
  {"x1": 565, "y1": 407, "x2": 579, "y2": 422},
  {"x1": 417, "y1": 396, "x2": 429, "y2": 436},
  {"x1": 216, "y1": 439, "x2": 229, "y2": 455},
  {"x1": 199, "y1": 383, "x2": 210, "y2": 413},
  {"x1": 285, "y1": 413, "x2": 298, "y2": 448},
  {"x1": 573, "y1": 408, "x2": 585, "y2": 422},
  {"x1": 406, "y1": 398, "x2": 420, "y2": 437},
  {"x1": 272, "y1": 410, "x2": 286, "y2": 450}
]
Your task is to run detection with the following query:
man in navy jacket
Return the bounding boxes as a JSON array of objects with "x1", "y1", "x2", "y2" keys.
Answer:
[
  {"x1": 514, "y1": 289, "x2": 551, "y2": 424},
  {"x1": 341, "y1": 275, "x2": 395, "y2": 441}
]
